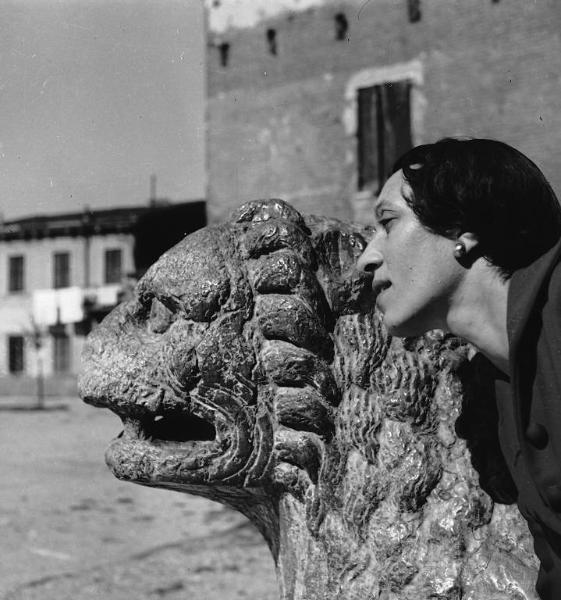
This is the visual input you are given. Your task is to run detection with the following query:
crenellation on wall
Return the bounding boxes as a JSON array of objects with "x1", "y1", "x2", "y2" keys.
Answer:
[{"x1": 207, "y1": 1, "x2": 407, "y2": 97}]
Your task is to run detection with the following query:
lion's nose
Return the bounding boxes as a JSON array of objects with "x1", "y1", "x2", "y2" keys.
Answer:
[
  {"x1": 78, "y1": 303, "x2": 132, "y2": 409},
  {"x1": 78, "y1": 325, "x2": 109, "y2": 407}
]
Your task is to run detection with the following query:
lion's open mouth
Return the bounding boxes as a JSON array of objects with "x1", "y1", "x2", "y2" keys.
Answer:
[
  {"x1": 104, "y1": 397, "x2": 252, "y2": 486},
  {"x1": 106, "y1": 411, "x2": 223, "y2": 485},
  {"x1": 143, "y1": 412, "x2": 216, "y2": 443},
  {"x1": 100, "y1": 387, "x2": 257, "y2": 486},
  {"x1": 118, "y1": 408, "x2": 221, "y2": 450}
]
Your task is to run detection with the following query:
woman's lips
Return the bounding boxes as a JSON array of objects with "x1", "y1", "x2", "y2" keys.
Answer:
[
  {"x1": 372, "y1": 280, "x2": 391, "y2": 296},
  {"x1": 373, "y1": 281, "x2": 391, "y2": 310}
]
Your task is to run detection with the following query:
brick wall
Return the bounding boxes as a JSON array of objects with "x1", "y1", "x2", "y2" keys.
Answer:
[{"x1": 206, "y1": 0, "x2": 561, "y2": 223}]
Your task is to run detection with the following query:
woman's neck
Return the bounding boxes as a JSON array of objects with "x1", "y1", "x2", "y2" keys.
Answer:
[{"x1": 446, "y1": 262, "x2": 511, "y2": 376}]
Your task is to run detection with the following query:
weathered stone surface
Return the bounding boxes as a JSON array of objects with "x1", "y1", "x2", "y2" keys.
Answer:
[{"x1": 80, "y1": 199, "x2": 539, "y2": 599}]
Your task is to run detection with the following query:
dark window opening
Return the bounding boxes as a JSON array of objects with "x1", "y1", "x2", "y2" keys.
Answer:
[
  {"x1": 492, "y1": 0, "x2": 500, "y2": 3},
  {"x1": 8, "y1": 255, "x2": 24, "y2": 293},
  {"x1": 266, "y1": 28, "x2": 277, "y2": 55},
  {"x1": 53, "y1": 252, "x2": 70, "y2": 289},
  {"x1": 408, "y1": 0, "x2": 422, "y2": 23},
  {"x1": 104, "y1": 249, "x2": 122, "y2": 284},
  {"x1": 218, "y1": 42, "x2": 230, "y2": 67},
  {"x1": 8, "y1": 336, "x2": 24, "y2": 374},
  {"x1": 335, "y1": 13, "x2": 349, "y2": 41},
  {"x1": 53, "y1": 333, "x2": 70, "y2": 373},
  {"x1": 357, "y1": 81, "x2": 413, "y2": 193}
]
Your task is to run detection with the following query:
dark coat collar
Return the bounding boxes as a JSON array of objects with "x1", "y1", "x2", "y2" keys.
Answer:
[
  {"x1": 507, "y1": 238, "x2": 561, "y2": 435},
  {"x1": 508, "y1": 238, "x2": 561, "y2": 359}
]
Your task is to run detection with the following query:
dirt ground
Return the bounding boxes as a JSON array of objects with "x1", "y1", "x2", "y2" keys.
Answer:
[{"x1": 0, "y1": 398, "x2": 278, "y2": 600}]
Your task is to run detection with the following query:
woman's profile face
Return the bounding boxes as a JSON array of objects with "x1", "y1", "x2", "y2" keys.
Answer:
[{"x1": 357, "y1": 170, "x2": 462, "y2": 337}]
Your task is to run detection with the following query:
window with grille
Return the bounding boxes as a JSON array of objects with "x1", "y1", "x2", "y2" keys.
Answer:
[
  {"x1": 53, "y1": 333, "x2": 71, "y2": 373},
  {"x1": 104, "y1": 249, "x2": 123, "y2": 284},
  {"x1": 8, "y1": 255, "x2": 24, "y2": 293},
  {"x1": 357, "y1": 80, "x2": 413, "y2": 194},
  {"x1": 53, "y1": 252, "x2": 70, "y2": 289},
  {"x1": 8, "y1": 336, "x2": 24, "y2": 374}
]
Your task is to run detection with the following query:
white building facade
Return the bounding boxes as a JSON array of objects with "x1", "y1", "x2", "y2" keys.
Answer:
[{"x1": 0, "y1": 208, "x2": 140, "y2": 395}]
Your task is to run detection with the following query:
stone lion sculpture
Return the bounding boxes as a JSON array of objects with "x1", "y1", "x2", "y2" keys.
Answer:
[{"x1": 80, "y1": 199, "x2": 539, "y2": 599}]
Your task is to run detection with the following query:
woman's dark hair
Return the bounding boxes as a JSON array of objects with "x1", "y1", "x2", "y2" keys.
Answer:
[{"x1": 393, "y1": 138, "x2": 561, "y2": 279}]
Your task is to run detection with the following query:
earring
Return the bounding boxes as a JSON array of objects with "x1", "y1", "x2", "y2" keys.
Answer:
[{"x1": 453, "y1": 242, "x2": 467, "y2": 259}]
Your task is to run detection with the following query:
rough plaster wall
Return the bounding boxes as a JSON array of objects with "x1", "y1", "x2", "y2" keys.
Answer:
[
  {"x1": 207, "y1": 73, "x2": 354, "y2": 223},
  {"x1": 206, "y1": 0, "x2": 561, "y2": 223}
]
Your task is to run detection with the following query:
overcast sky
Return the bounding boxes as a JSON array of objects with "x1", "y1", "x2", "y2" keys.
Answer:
[{"x1": 0, "y1": 0, "x2": 205, "y2": 219}]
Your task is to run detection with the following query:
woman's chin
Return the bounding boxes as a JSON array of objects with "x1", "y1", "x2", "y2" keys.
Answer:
[
  {"x1": 385, "y1": 322, "x2": 408, "y2": 337},
  {"x1": 382, "y1": 314, "x2": 428, "y2": 338},
  {"x1": 380, "y1": 312, "x2": 402, "y2": 336}
]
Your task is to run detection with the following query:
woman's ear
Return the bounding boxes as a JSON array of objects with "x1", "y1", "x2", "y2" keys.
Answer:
[{"x1": 457, "y1": 232, "x2": 479, "y2": 254}]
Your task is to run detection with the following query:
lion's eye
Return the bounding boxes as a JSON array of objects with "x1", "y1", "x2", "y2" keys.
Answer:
[{"x1": 149, "y1": 298, "x2": 174, "y2": 334}]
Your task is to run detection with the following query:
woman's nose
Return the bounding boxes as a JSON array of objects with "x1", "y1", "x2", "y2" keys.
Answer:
[{"x1": 356, "y1": 243, "x2": 383, "y2": 274}]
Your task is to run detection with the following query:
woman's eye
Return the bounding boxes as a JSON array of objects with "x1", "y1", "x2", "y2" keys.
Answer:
[{"x1": 379, "y1": 217, "x2": 395, "y2": 231}]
